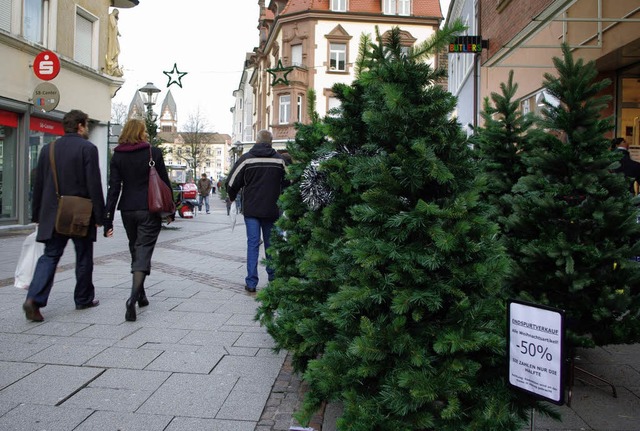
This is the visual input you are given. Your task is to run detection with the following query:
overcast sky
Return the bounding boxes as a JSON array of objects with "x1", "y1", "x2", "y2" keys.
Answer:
[
  {"x1": 112, "y1": 0, "x2": 452, "y2": 134},
  {"x1": 111, "y1": 0, "x2": 260, "y2": 134}
]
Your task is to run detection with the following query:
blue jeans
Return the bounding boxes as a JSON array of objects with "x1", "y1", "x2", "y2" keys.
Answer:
[
  {"x1": 27, "y1": 233, "x2": 95, "y2": 308},
  {"x1": 198, "y1": 194, "x2": 210, "y2": 213},
  {"x1": 244, "y1": 217, "x2": 275, "y2": 288}
]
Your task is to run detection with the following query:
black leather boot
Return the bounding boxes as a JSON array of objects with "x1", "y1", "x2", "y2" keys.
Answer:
[
  {"x1": 125, "y1": 271, "x2": 146, "y2": 322},
  {"x1": 138, "y1": 287, "x2": 149, "y2": 307}
]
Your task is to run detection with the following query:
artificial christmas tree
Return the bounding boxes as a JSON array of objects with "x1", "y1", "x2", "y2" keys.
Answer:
[
  {"x1": 473, "y1": 70, "x2": 537, "y2": 228},
  {"x1": 506, "y1": 44, "x2": 640, "y2": 349},
  {"x1": 286, "y1": 26, "x2": 542, "y2": 430}
]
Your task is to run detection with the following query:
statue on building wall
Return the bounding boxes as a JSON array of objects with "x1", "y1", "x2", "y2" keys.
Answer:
[{"x1": 106, "y1": 9, "x2": 124, "y2": 77}]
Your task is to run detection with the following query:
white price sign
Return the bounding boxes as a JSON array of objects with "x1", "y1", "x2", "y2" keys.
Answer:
[{"x1": 508, "y1": 300, "x2": 565, "y2": 404}]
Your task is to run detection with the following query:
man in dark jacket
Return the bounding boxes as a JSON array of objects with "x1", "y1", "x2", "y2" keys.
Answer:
[
  {"x1": 226, "y1": 129, "x2": 286, "y2": 292},
  {"x1": 612, "y1": 137, "x2": 640, "y2": 196},
  {"x1": 23, "y1": 109, "x2": 105, "y2": 322}
]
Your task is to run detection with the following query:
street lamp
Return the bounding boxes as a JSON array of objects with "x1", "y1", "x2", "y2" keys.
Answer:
[
  {"x1": 138, "y1": 82, "x2": 160, "y2": 121},
  {"x1": 233, "y1": 141, "x2": 243, "y2": 164}
]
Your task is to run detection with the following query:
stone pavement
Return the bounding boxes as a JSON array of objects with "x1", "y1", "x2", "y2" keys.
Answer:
[
  {"x1": 0, "y1": 197, "x2": 315, "y2": 431},
  {"x1": 1, "y1": 196, "x2": 640, "y2": 431}
]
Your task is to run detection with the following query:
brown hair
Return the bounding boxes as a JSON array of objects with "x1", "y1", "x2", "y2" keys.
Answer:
[
  {"x1": 62, "y1": 109, "x2": 88, "y2": 133},
  {"x1": 118, "y1": 118, "x2": 147, "y2": 145}
]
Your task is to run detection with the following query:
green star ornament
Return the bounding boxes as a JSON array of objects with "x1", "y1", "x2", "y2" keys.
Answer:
[
  {"x1": 267, "y1": 60, "x2": 294, "y2": 86},
  {"x1": 163, "y1": 63, "x2": 188, "y2": 88}
]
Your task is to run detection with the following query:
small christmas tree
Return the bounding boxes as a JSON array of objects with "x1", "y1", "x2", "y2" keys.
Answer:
[
  {"x1": 472, "y1": 70, "x2": 537, "y2": 228},
  {"x1": 506, "y1": 44, "x2": 640, "y2": 349},
  {"x1": 292, "y1": 26, "x2": 541, "y2": 430}
]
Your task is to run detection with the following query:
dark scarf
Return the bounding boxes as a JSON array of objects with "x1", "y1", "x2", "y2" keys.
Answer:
[{"x1": 114, "y1": 141, "x2": 151, "y2": 152}]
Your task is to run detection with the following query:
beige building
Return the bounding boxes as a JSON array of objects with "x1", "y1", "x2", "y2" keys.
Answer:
[
  {"x1": 0, "y1": 0, "x2": 139, "y2": 226},
  {"x1": 126, "y1": 91, "x2": 232, "y2": 184},
  {"x1": 231, "y1": 0, "x2": 445, "y2": 151}
]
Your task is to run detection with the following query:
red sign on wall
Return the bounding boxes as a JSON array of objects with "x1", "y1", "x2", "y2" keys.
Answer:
[
  {"x1": 33, "y1": 50, "x2": 61, "y2": 81},
  {"x1": 0, "y1": 110, "x2": 19, "y2": 128},
  {"x1": 30, "y1": 117, "x2": 64, "y2": 136}
]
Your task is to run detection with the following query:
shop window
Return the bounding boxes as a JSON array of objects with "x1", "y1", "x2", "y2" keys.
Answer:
[
  {"x1": 621, "y1": 77, "x2": 640, "y2": 147},
  {"x1": 0, "y1": 110, "x2": 19, "y2": 219}
]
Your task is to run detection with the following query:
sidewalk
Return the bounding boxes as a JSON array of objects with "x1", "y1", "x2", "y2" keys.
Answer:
[
  {"x1": 0, "y1": 196, "x2": 639, "y2": 430},
  {"x1": 0, "y1": 197, "x2": 314, "y2": 431}
]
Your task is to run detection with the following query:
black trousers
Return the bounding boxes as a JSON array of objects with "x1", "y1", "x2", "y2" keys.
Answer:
[{"x1": 121, "y1": 210, "x2": 162, "y2": 275}]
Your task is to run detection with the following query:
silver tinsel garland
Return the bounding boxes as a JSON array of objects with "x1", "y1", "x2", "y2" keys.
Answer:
[{"x1": 300, "y1": 152, "x2": 337, "y2": 210}]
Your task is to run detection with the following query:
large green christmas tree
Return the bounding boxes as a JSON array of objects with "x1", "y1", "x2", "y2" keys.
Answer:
[
  {"x1": 285, "y1": 26, "x2": 540, "y2": 430},
  {"x1": 506, "y1": 45, "x2": 640, "y2": 349}
]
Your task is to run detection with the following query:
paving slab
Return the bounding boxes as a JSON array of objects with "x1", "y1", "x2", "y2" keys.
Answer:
[
  {"x1": 136, "y1": 373, "x2": 238, "y2": 418},
  {"x1": 165, "y1": 416, "x2": 256, "y2": 431},
  {"x1": 0, "y1": 361, "x2": 42, "y2": 390},
  {"x1": 0, "y1": 364, "x2": 104, "y2": 405},
  {"x1": 24, "y1": 343, "x2": 108, "y2": 366},
  {"x1": 145, "y1": 349, "x2": 225, "y2": 374},
  {"x1": 73, "y1": 411, "x2": 174, "y2": 431},
  {"x1": 85, "y1": 347, "x2": 162, "y2": 370},
  {"x1": 0, "y1": 404, "x2": 92, "y2": 431}
]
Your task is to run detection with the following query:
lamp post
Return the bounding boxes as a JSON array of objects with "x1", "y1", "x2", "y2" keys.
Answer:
[
  {"x1": 233, "y1": 141, "x2": 243, "y2": 164},
  {"x1": 139, "y1": 82, "x2": 161, "y2": 146},
  {"x1": 138, "y1": 81, "x2": 160, "y2": 121}
]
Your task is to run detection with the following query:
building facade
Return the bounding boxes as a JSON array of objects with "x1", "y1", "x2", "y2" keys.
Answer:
[
  {"x1": 447, "y1": 0, "x2": 640, "y2": 144},
  {"x1": 0, "y1": 0, "x2": 138, "y2": 226},
  {"x1": 231, "y1": 0, "x2": 445, "y2": 152}
]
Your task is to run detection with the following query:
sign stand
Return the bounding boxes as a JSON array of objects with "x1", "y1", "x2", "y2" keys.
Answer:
[{"x1": 567, "y1": 357, "x2": 617, "y2": 407}]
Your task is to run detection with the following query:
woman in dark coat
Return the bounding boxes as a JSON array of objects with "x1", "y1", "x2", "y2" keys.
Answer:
[{"x1": 104, "y1": 118, "x2": 174, "y2": 321}]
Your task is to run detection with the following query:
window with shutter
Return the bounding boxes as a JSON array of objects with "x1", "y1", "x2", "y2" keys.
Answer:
[
  {"x1": 74, "y1": 12, "x2": 92, "y2": 66},
  {"x1": 0, "y1": 0, "x2": 11, "y2": 32}
]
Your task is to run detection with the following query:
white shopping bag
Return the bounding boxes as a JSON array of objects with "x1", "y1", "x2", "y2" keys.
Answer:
[
  {"x1": 231, "y1": 212, "x2": 238, "y2": 232},
  {"x1": 14, "y1": 232, "x2": 44, "y2": 289}
]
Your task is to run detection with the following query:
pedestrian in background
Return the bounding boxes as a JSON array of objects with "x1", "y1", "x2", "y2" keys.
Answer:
[
  {"x1": 612, "y1": 137, "x2": 640, "y2": 196},
  {"x1": 103, "y1": 118, "x2": 173, "y2": 322},
  {"x1": 23, "y1": 109, "x2": 105, "y2": 322},
  {"x1": 197, "y1": 173, "x2": 213, "y2": 214},
  {"x1": 225, "y1": 129, "x2": 287, "y2": 292}
]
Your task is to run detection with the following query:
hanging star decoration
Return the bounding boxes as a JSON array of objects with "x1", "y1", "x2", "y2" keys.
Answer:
[
  {"x1": 163, "y1": 63, "x2": 188, "y2": 88},
  {"x1": 267, "y1": 60, "x2": 294, "y2": 86}
]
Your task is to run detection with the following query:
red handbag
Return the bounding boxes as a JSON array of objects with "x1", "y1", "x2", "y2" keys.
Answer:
[{"x1": 147, "y1": 148, "x2": 176, "y2": 217}]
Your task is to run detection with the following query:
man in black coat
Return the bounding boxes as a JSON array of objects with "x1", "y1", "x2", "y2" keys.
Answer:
[
  {"x1": 23, "y1": 109, "x2": 106, "y2": 322},
  {"x1": 612, "y1": 137, "x2": 640, "y2": 196},
  {"x1": 226, "y1": 129, "x2": 287, "y2": 292}
]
